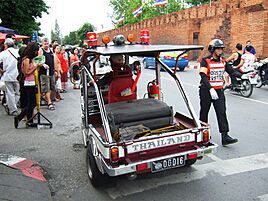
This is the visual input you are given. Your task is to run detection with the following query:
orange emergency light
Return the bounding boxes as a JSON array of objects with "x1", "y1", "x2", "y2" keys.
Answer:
[
  {"x1": 102, "y1": 36, "x2": 111, "y2": 45},
  {"x1": 127, "y1": 34, "x2": 135, "y2": 44},
  {"x1": 87, "y1": 32, "x2": 98, "y2": 47}
]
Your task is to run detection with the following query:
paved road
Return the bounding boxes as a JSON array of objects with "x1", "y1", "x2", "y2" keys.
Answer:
[{"x1": 0, "y1": 67, "x2": 268, "y2": 201}]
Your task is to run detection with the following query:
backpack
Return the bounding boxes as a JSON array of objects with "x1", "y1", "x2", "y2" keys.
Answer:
[
  {"x1": 17, "y1": 57, "x2": 25, "y2": 83},
  {"x1": 8, "y1": 50, "x2": 24, "y2": 83}
]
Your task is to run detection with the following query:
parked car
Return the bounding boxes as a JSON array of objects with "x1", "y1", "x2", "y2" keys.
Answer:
[{"x1": 143, "y1": 51, "x2": 189, "y2": 71}]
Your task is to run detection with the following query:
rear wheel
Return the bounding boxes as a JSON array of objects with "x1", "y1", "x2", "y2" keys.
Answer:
[
  {"x1": 255, "y1": 74, "x2": 263, "y2": 88},
  {"x1": 240, "y1": 80, "x2": 253, "y2": 98},
  {"x1": 86, "y1": 144, "x2": 109, "y2": 187},
  {"x1": 185, "y1": 159, "x2": 197, "y2": 166}
]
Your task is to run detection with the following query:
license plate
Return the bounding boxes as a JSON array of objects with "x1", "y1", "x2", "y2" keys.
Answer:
[{"x1": 151, "y1": 155, "x2": 185, "y2": 172}]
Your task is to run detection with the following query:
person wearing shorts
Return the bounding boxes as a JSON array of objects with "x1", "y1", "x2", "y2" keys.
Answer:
[{"x1": 40, "y1": 38, "x2": 55, "y2": 110}]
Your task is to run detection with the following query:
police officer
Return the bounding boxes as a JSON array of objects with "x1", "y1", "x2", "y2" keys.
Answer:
[{"x1": 199, "y1": 39, "x2": 238, "y2": 146}]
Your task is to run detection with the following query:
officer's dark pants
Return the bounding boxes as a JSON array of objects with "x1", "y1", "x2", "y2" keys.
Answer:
[{"x1": 199, "y1": 86, "x2": 229, "y2": 133}]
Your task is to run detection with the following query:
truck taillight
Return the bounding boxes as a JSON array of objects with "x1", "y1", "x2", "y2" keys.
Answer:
[
  {"x1": 188, "y1": 153, "x2": 198, "y2": 160},
  {"x1": 182, "y1": 54, "x2": 188, "y2": 59},
  {"x1": 110, "y1": 146, "x2": 119, "y2": 162},
  {"x1": 203, "y1": 130, "x2": 210, "y2": 143},
  {"x1": 136, "y1": 163, "x2": 150, "y2": 173}
]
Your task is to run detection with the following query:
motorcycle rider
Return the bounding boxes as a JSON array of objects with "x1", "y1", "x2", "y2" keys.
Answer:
[
  {"x1": 226, "y1": 43, "x2": 243, "y2": 86},
  {"x1": 199, "y1": 39, "x2": 238, "y2": 146},
  {"x1": 229, "y1": 45, "x2": 255, "y2": 87},
  {"x1": 226, "y1": 43, "x2": 243, "y2": 66},
  {"x1": 235, "y1": 45, "x2": 256, "y2": 72}
]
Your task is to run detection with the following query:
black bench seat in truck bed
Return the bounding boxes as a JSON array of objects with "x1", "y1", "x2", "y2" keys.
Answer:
[{"x1": 105, "y1": 99, "x2": 173, "y2": 130}]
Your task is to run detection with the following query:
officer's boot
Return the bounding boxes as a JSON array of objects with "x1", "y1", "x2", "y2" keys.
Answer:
[{"x1": 221, "y1": 132, "x2": 238, "y2": 146}]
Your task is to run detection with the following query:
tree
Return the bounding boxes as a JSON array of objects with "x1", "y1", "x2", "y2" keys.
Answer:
[
  {"x1": 51, "y1": 19, "x2": 62, "y2": 44},
  {"x1": 63, "y1": 31, "x2": 79, "y2": 46},
  {"x1": 185, "y1": 0, "x2": 210, "y2": 6},
  {"x1": 0, "y1": 0, "x2": 49, "y2": 36},
  {"x1": 76, "y1": 23, "x2": 96, "y2": 45},
  {"x1": 110, "y1": 0, "x2": 184, "y2": 27},
  {"x1": 63, "y1": 23, "x2": 95, "y2": 46}
]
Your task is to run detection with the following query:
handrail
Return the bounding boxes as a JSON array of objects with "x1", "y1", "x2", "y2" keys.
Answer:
[
  {"x1": 80, "y1": 65, "x2": 113, "y2": 143},
  {"x1": 173, "y1": 50, "x2": 189, "y2": 74},
  {"x1": 156, "y1": 58, "x2": 201, "y2": 128}
]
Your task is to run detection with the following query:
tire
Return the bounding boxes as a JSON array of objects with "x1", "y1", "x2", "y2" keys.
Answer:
[
  {"x1": 240, "y1": 80, "x2": 253, "y2": 98},
  {"x1": 86, "y1": 144, "x2": 109, "y2": 187},
  {"x1": 255, "y1": 74, "x2": 263, "y2": 88},
  {"x1": 179, "y1": 67, "x2": 185, "y2": 71},
  {"x1": 185, "y1": 159, "x2": 197, "y2": 167}
]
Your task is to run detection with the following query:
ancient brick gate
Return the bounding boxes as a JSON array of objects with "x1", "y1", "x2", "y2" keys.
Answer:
[{"x1": 98, "y1": 0, "x2": 268, "y2": 60}]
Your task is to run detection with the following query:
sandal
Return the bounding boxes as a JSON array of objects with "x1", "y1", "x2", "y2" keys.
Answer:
[{"x1": 48, "y1": 103, "x2": 55, "y2": 110}]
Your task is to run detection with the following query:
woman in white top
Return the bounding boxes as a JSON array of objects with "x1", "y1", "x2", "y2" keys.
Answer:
[{"x1": 235, "y1": 45, "x2": 256, "y2": 73}]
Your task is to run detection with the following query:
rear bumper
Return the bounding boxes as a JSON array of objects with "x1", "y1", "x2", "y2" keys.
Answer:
[{"x1": 102, "y1": 142, "x2": 218, "y2": 177}]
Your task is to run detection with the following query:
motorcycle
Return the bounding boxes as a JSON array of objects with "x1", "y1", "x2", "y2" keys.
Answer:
[
  {"x1": 223, "y1": 63, "x2": 257, "y2": 98},
  {"x1": 253, "y1": 58, "x2": 268, "y2": 88}
]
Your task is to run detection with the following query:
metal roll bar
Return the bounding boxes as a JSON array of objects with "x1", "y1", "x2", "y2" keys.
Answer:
[
  {"x1": 156, "y1": 58, "x2": 201, "y2": 128},
  {"x1": 80, "y1": 65, "x2": 113, "y2": 144}
]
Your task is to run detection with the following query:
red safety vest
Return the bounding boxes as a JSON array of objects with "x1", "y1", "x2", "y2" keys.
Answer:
[{"x1": 205, "y1": 58, "x2": 226, "y2": 89}]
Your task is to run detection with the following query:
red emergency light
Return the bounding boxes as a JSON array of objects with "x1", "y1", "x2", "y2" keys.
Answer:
[
  {"x1": 140, "y1": 30, "x2": 150, "y2": 44},
  {"x1": 87, "y1": 32, "x2": 98, "y2": 47}
]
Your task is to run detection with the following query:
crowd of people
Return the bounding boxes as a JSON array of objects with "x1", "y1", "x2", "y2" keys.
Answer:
[{"x1": 0, "y1": 34, "x2": 83, "y2": 128}]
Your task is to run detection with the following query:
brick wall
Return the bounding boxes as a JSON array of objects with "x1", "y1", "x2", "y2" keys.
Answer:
[{"x1": 98, "y1": 0, "x2": 268, "y2": 59}]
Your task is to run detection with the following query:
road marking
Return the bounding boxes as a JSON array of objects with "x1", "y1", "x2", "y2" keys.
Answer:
[
  {"x1": 206, "y1": 153, "x2": 223, "y2": 161},
  {"x1": 104, "y1": 152, "x2": 268, "y2": 199},
  {"x1": 225, "y1": 92, "x2": 268, "y2": 105},
  {"x1": 258, "y1": 194, "x2": 268, "y2": 201}
]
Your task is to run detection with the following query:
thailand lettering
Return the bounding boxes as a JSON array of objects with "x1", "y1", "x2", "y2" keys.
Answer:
[{"x1": 129, "y1": 134, "x2": 194, "y2": 153}]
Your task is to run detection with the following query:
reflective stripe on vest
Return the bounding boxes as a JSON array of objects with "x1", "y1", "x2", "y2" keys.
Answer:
[{"x1": 206, "y1": 58, "x2": 225, "y2": 89}]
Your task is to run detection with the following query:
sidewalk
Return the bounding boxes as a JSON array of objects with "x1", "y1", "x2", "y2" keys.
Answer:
[{"x1": 0, "y1": 154, "x2": 52, "y2": 201}]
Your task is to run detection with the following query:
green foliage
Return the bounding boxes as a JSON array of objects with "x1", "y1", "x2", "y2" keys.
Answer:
[
  {"x1": 63, "y1": 23, "x2": 95, "y2": 46},
  {"x1": 51, "y1": 19, "x2": 61, "y2": 44},
  {"x1": 0, "y1": 0, "x2": 49, "y2": 36},
  {"x1": 110, "y1": 0, "x2": 184, "y2": 28},
  {"x1": 76, "y1": 23, "x2": 96, "y2": 43},
  {"x1": 185, "y1": 0, "x2": 210, "y2": 6}
]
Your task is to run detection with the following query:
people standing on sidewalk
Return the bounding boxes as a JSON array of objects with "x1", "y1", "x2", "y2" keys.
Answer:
[
  {"x1": 17, "y1": 45, "x2": 27, "y2": 113},
  {"x1": 199, "y1": 39, "x2": 238, "y2": 146},
  {"x1": 40, "y1": 38, "x2": 56, "y2": 110},
  {"x1": 53, "y1": 44, "x2": 63, "y2": 101},
  {"x1": 70, "y1": 47, "x2": 80, "y2": 89},
  {"x1": 14, "y1": 42, "x2": 45, "y2": 128},
  {"x1": 0, "y1": 38, "x2": 20, "y2": 116},
  {"x1": 58, "y1": 46, "x2": 69, "y2": 92}
]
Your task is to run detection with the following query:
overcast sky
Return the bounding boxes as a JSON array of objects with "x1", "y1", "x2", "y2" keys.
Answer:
[{"x1": 38, "y1": 0, "x2": 114, "y2": 38}]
